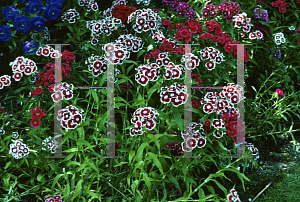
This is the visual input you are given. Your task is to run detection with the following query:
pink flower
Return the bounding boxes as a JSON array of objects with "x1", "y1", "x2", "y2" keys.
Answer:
[
  {"x1": 0, "y1": 107, "x2": 4, "y2": 113},
  {"x1": 276, "y1": 89, "x2": 284, "y2": 97}
]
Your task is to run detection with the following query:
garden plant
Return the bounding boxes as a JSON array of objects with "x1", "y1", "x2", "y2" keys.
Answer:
[{"x1": 0, "y1": 0, "x2": 300, "y2": 201}]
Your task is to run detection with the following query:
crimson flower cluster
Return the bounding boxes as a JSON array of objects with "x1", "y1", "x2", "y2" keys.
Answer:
[
  {"x1": 227, "y1": 189, "x2": 241, "y2": 202},
  {"x1": 271, "y1": 0, "x2": 289, "y2": 13},
  {"x1": 57, "y1": 105, "x2": 84, "y2": 130},
  {"x1": 135, "y1": 63, "x2": 161, "y2": 86},
  {"x1": 45, "y1": 194, "x2": 62, "y2": 202},
  {"x1": 160, "y1": 82, "x2": 188, "y2": 107},
  {"x1": 276, "y1": 88, "x2": 285, "y2": 97},
  {"x1": 9, "y1": 56, "x2": 38, "y2": 82},
  {"x1": 42, "y1": 136, "x2": 58, "y2": 153},
  {"x1": 111, "y1": 5, "x2": 136, "y2": 24},
  {"x1": 9, "y1": 139, "x2": 30, "y2": 159},
  {"x1": 61, "y1": 50, "x2": 75, "y2": 64},
  {"x1": 175, "y1": 19, "x2": 203, "y2": 42},
  {"x1": 159, "y1": 38, "x2": 186, "y2": 55},
  {"x1": 30, "y1": 87, "x2": 43, "y2": 97},
  {"x1": 191, "y1": 73, "x2": 202, "y2": 87},
  {"x1": 162, "y1": 0, "x2": 197, "y2": 20},
  {"x1": 199, "y1": 47, "x2": 225, "y2": 71},
  {"x1": 61, "y1": 9, "x2": 80, "y2": 24},
  {"x1": 232, "y1": 12, "x2": 253, "y2": 34},
  {"x1": 49, "y1": 82, "x2": 74, "y2": 102},
  {"x1": 152, "y1": 32, "x2": 166, "y2": 43},
  {"x1": 0, "y1": 107, "x2": 4, "y2": 113},
  {"x1": 127, "y1": 8, "x2": 162, "y2": 35},
  {"x1": 161, "y1": 18, "x2": 174, "y2": 29},
  {"x1": 216, "y1": 1, "x2": 241, "y2": 21},
  {"x1": 130, "y1": 107, "x2": 159, "y2": 136},
  {"x1": 35, "y1": 62, "x2": 72, "y2": 87},
  {"x1": 78, "y1": 0, "x2": 98, "y2": 12},
  {"x1": 30, "y1": 106, "x2": 47, "y2": 128},
  {"x1": 202, "y1": 4, "x2": 217, "y2": 18},
  {"x1": 252, "y1": 22, "x2": 271, "y2": 41},
  {"x1": 0, "y1": 75, "x2": 11, "y2": 90}
]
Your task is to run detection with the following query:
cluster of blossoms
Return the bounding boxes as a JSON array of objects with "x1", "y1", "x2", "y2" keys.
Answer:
[
  {"x1": 0, "y1": 75, "x2": 11, "y2": 90},
  {"x1": 162, "y1": 0, "x2": 197, "y2": 20},
  {"x1": 199, "y1": 47, "x2": 225, "y2": 71},
  {"x1": 36, "y1": 45, "x2": 62, "y2": 59},
  {"x1": 202, "y1": 4, "x2": 217, "y2": 18},
  {"x1": 42, "y1": 136, "x2": 58, "y2": 153},
  {"x1": 273, "y1": 32, "x2": 286, "y2": 45},
  {"x1": 57, "y1": 105, "x2": 84, "y2": 130},
  {"x1": 86, "y1": 18, "x2": 124, "y2": 44},
  {"x1": 276, "y1": 88, "x2": 285, "y2": 97},
  {"x1": 180, "y1": 122, "x2": 211, "y2": 152},
  {"x1": 112, "y1": 4, "x2": 136, "y2": 24},
  {"x1": 232, "y1": 12, "x2": 253, "y2": 37},
  {"x1": 114, "y1": 34, "x2": 144, "y2": 53},
  {"x1": 245, "y1": 142, "x2": 259, "y2": 160},
  {"x1": 9, "y1": 139, "x2": 30, "y2": 159},
  {"x1": 271, "y1": 0, "x2": 289, "y2": 13},
  {"x1": 268, "y1": 46, "x2": 281, "y2": 59},
  {"x1": 61, "y1": 9, "x2": 80, "y2": 23},
  {"x1": 152, "y1": 32, "x2": 166, "y2": 43},
  {"x1": 161, "y1": 18, "x2": 174, "y2": 30},
  {"x1": 158, "y1": 38, "x2": 186, "y2": 55},
  {"x1": 253, "y1": 8, "x2": 269, "y2": 23},
  {"x1": 12, "y1": 132, "x2": 19, "y2": 139},
  {"x1": 160, "y1": 132, "x2": 183, "y2": 154},
  {"x1": 252, "y1": 22, "x2": 271, "y2": 41},
  {"x1": 30, "y1": 106, "x2": 47, "y2": 128},
  {"x1": 9, "y1": 56, "x2": 38, "y2": 82},
  {"x1": 30, "y1": 87, "x2": 43, "y2": 97},
  {"x1": 61, "y1": 50, "x2": 75, "y2": 64},
  {"x1": 85, "y1": 54, "x2": 121, "y2": 79},
  {"x1": 227, "y1": 189, "x2": 241, "y2": 202},
  {"x1": 160, "y1": 83, "x2": 188, "y2": 107},
  {"x1": 181, "y1": 52, "x2": 200, "y2": 70},
  {"x1": 248, "y1": 30, "x2": 263, "y2": 40},
  {"x1": 78, "y1": 0, "x2": 98, "y2": 12},
  {"x1": 175, "y1": 19, "x2": 203, "y2": 42},
  {"x1": 22, "y1": 40, "x2": 39, "y2": 54},
  {"x1": 136, "y1": 0, "x2": 151, "y2": 6},
  {"x1": 216, "y1": 1, "x2": 241, "y2": 21},
  {"x1": 135, "y1": 63, "x2": 161, "y2": 86},
  {"x1": 127, "y1": 8, "x2": 162, "y2": 35},
  {"x1": 49, "y1": 82, "x2": 74, "y2": 102},
  {"x1": 130, "y1": 107, "x2": 159, "y2": 136},
  {"x1": 163, "y1": 62, "x2": 185, "y2": 80},
  {"x1": 191, "y1": 73, "x2": 202, "y2": 87},
  {"x1": 45, "y1": 194, "x2": 62, "y2": 202}
]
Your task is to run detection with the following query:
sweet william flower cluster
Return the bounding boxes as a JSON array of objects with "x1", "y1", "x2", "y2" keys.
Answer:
[
  {"x1": 9, "y1": 139, "x2": 30, "y2": 159},
  {"x1": 9, "y1": 56, "x2": 38, "y2": 82},
  {"x1": 30, "y1": 106, "x2": 47, "y2": 128},
  {"x1": 42, "y1": 136, "x2": 58, "y2": 153},
  {"x1": 57, "y1": 105, "x2": 84, "y2": 130}
]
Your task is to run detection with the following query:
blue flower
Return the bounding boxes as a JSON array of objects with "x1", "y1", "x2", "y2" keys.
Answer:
[
  {"x1": 18, "y1": 0, "x2": 29, "y2": 3},
  {"x1": 24, "y1": 0, "x2": 44, "y2": 15},
  {"x1": 2, "y1": 6, "x2": 20, "y2": 21},
  {"x1": 14, "y1": 15, "x2": 31, "y2": 33},
  {"x1": 30, "y1": 16, "x2": 46, "y2": 32},
  {"x1": 43, "y1": 3, "x2": 62, "y2": 21},
  {"x1": 22, "y1": 40, "x2": 39, "y2": 54},
  {"x1": 0, "y1": 25, "x2": 12, "y2": 42},
  {"x1": 46, "y1": 0, "x2": 65, "y2": 4}
]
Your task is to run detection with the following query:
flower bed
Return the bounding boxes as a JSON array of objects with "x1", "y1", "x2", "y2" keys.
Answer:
[{"x1": 0, "y1": 0, "x2": 300, "y2": 201}]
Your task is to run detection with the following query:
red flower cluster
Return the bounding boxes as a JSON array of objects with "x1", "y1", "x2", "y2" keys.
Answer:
[
  {"x1": 271, "y1": 0, "x2": 289, "y2": 13},
  {"x1": 36, "y1": 62, "x2": 72, "y2": 88},
  {"x1": 61, "y1": 50, "x2": 75, "y2": 64},
  {"x1": 111, "y1": 5, "x2": 136, "y2": 25},
  {"x1": 216, "y1": 1, "x2": 241, "y2": 21},
  {"x1": 227, "y1": 189, "x2": 241, "y2": 202},
  {"x1": 159, "y1": 38, "x2": 186, "y2": 55},
  {"x1": 121, "y1": 82, "x2": 132, "y2": 91},
  {"x1": 30, "y1": 87, "x2": 43, "y2": 97},
  {"x1": 257, "y1": 0, "x2": 263, "y2": 4},
  {"x1": 202, "y1": 4, "x2": 217, "y2": 18},
  {"x1": 30, "y1": 106, "x2": 47, "y2": 128},
  {"x1": 163, "y1": 62, "x2": 184, "y2": 80},
  {"x1": 161, "y1": 18, "x2": 173, "y2": 29},
  {"x1": 49, "y1": 82, "x2": 74, "y2": 102},
  {"x1": 0, "y1": 107, "x2": 4, "y2": 113},
  {"x1": 252, "y1": 22, "x2": 271, "y2": 41},
  {"x1": 152, "y1": 32, "x2": 166, "y2": 43},
  {"x1": 175, "y1": 19, "x2": 203, "y2": 42},
  {"x1": 135, "y1": 63, "x2": 161, "y2": 86},
  {"x1": 191, "y1": 73, "x2": 202, "y2": 87},
  {"x1": 181, "y1": 122, "x2": 208, "y2": 152},
  {"x1": 191, "y1": 96, "x2": 203, "y2": 109}
]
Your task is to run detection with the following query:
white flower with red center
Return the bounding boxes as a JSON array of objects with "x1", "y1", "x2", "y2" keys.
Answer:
[
  {"x1": 186, "y1": 138, "x2": 197, "y2": 149},
  {"x1": 51, "y1": 91, "x2": 63, "y2": 102},
  {"x1": 197, "y1": 136, "x2": 206, "y2": 148},
  {"x1": 255, "y1": 30, "x2": 263, "y2": 39},
  {"x1": 9, "y1": 139, "x2": 30, "y2": 159},
  {"x1": 212, "y1": 119, "x2": 225, "y2": 129},
  {"x1": 42, "y1": 136, "x2": 58, "y2": 153},
  {"x1": 203, "y1": 102, "x2": 215, "y2": 114},
  {"x1": 213, "y1": 130, "x2": 224, "y2": 138},
  {"x1": 12, "y1": 132, "x2": 19, "y2": 139},
  {"x1": 205, "y1": 60, "x2": 216, "y2": 70},
  {"x1": 0, "y1": 128, "x2": 5, "y2": 135}
]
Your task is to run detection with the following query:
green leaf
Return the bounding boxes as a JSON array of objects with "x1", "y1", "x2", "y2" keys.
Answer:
[
  {"x1": 37, "y1": 173, "x2": 44, "y2": 182},
  {"x1": 137, "y1": 50, "x2": 146, "y2": 60},
  {"x1": 51, "y1": 174, "x2": 64, "y2": 190},
  {"x1": 173, "y1": 108, "x2": 184, "y2": 131},
  {"x1": 122, "y1": 60, "x2": 139, "y2": 66},
  {"x1": 71, "y1": 179, "x2": 83, "y2": 200},
  {"x1": 147, "y1": 152, "x2": 164, "y2": 174},
  {"x1": 142, "y1": 172, "x2": 151, "y2": 194},
  {"x1": 4, "y1": 161, "x2": 11, "y2": 170},
  {"x1": 280, "y1": 113, "x2": 288, "y2": 121},
  {"x1": 134, "y1": 142, "x2": 148, "y2": 162},
  {"x1": 126, "y1": 64, "x2": 136, "y2": 75}
]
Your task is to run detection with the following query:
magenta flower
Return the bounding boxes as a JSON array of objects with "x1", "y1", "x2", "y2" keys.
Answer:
[{"x1": 276, "y1": 89, "x2": 284, "y2": 97}]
